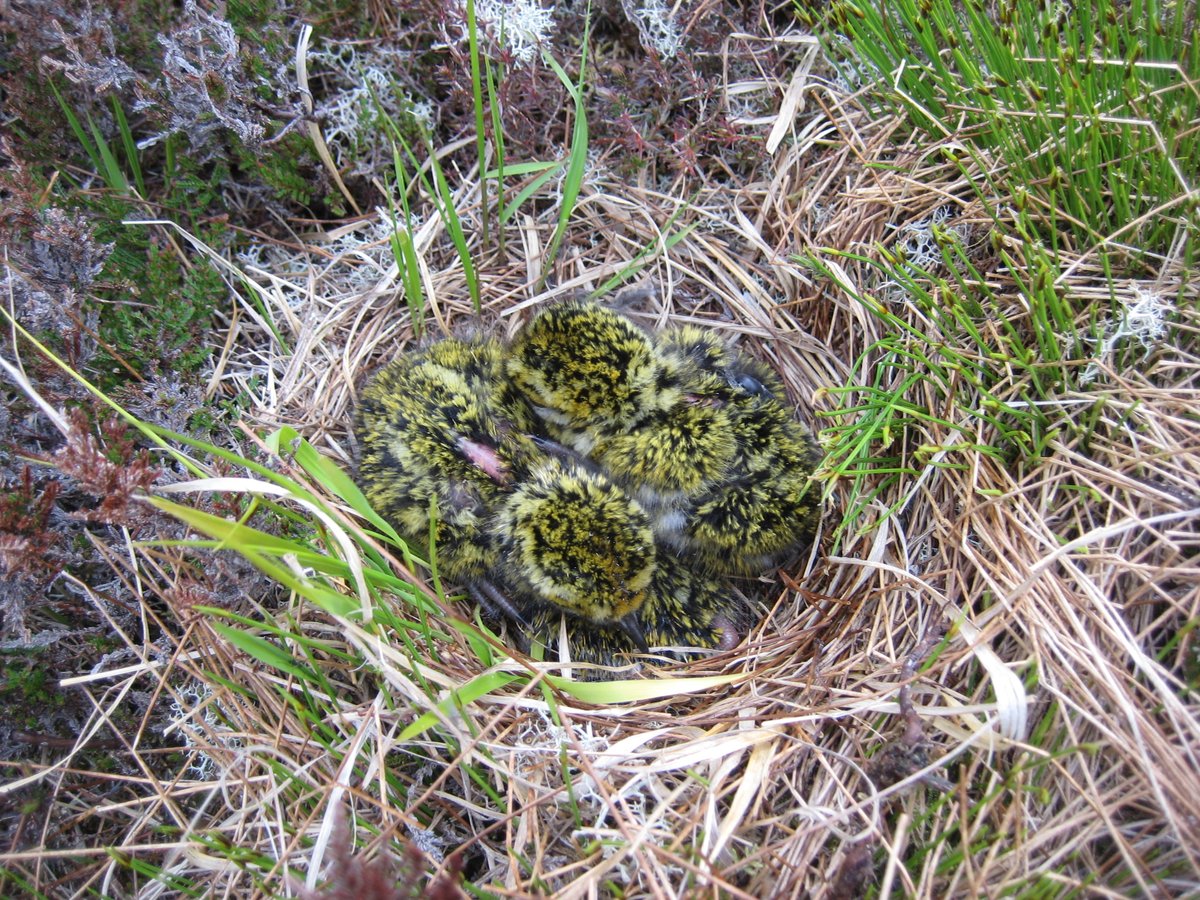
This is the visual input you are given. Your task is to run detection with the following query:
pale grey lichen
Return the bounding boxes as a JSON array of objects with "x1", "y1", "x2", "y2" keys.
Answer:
[
  {"x1": 308, "y1": 40, "x2": 433, "y2": 175},
  {"x1": 620, "y1": 0, "x2": 683, "y2": 59},
  {"x1": 139, "y1": 0, "x2": 298, "y2": 154},
  {"x1": 470, "y1": 0, "x2": 555, "y2": 65},
  {"x1": 39, "y1": 12, "x2": 138, "y2": 95},
  {"x1": 1081, "y1": 287, "x2": 1173, "y2": 384}
]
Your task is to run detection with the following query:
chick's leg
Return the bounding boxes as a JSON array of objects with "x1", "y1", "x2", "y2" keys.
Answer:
[{"x1": 468, "y1": 580, "x2": 531, "y2": 631}]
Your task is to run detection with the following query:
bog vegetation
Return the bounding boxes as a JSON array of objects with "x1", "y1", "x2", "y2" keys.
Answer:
[{"x1": 0, "y1": 0, "x2": 1197, "y2": 896}]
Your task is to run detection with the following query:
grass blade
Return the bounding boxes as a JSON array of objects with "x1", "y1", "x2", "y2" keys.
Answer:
[{"x1": 538, "y1": 27, "x2": 591, "y2": 287}]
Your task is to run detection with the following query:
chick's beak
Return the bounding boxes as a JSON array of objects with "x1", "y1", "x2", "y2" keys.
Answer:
[
  {"x1": 618, "y1": 613, "x2": 649, "y2": 652},
  {"x1": 456, "y1": 436, "x2": 510, "y2": 484}
]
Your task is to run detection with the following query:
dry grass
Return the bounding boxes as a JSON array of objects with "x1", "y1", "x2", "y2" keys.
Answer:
[{"x1": 4, "y1": 35, "x2": 1199, "y2": 900}]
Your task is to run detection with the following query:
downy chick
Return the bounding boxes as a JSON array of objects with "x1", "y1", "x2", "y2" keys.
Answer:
[
  {"x1": 506, "y1": 300, "x2": 736, "y2": 512},
  {"x1": 491, "y1": 463, "x2": 657, "y2": 650},
  {"x1": 505, "y1": 298, "x2": 670, "y2": 451},
  {"x1": 523, "y1": 550, "x2": 741, "y2": 676},
  {"x1": 654, "y1": 328, "x2": 823, "y2": 575},
  {"x1": 355, "y1": 338, "x2": 531, "y2": 585},
  {"x1": 358, "y1": 335, "x2": 656, "y2": 641}
]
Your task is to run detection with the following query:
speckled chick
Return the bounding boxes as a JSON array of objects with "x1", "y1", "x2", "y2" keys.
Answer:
[
  {"x1": 355, "y1": 337, "x2": 536, "y2": 584},
  {"x1": 653, "y1": 329, "x2": 824, "y2": 575},
  {"x1": 506, "y1": 300, "x2": 737, "y2": 512},
  {"x1": 491, "y1": 462, "x2": 657, "y2": 649},
  {"x1": 523, "y1": 548, "x2": 739, "y2": 676},
  {"x1": 419, "y1": 335, "x2": 539, "y2": 433},
  {"x1": 506, "y1": 298, "x2": 672, "y2": 450}
]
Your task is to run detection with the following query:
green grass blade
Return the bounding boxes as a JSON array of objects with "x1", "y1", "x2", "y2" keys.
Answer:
[
  {"x1": 591, "y1": 198, "x2": 699, "y2": 297},
  {"x1": 397, "y1": 671, "x2": 524, "y2": 741},
  {"x1": 147, "y1": 496, "x2": 361, "y2": 619},
  {"x1": 500, "y1": 162, "x2": 566, "y2": 223},
  {"x1": 465, "y1": 0, "x2": 490, "y2": 248},
  {"x1": 265, "y1": 425, "x2": 406, "y2": 546},
  {"x1": 538, "y1": 40, "x2": 590, "y2": 288},
  {"x1": 145, "y1": 495, "x2": 307, "y2": 555},
  {"x1": 548, "y1": 671, "x2": 743, "y2": 703},
  {"x1": 49, "y1": 79, "x2": 104, "y2": 180},
  {"x1": 86, "y1": 111, "x2": 130, "y2": 195},
  {"x1": 373, "y1": 88, "x2": 481, "y2": 316},
  {"x1": 486, "y1": 160, "x2": 563, "y2": 178},
  {"x1": 484, "y1": 46, "x2": 507, "y2": 253},
  {"x1": 110, "y1": 94, "x2": 145, "y2": 196},
  {"x1": 426, "y1": 137, "x2": 482, "y2": 313},
  {"x1": 384, "y1": 142, "x2": 427, "y2": 333},
  {"x1": 208, "y1": 621, "x2": 318, "y2": 681}
]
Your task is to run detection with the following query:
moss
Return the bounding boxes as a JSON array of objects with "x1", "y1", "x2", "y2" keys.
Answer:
[
  {"x1": 1, "y1": 658, "x2": 65, "y2": 729},
  {"x1": 225, "y1": 0, "x2": 301, "y2": 54}
]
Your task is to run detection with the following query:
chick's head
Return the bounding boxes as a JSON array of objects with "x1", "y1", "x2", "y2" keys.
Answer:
[
  {"x1": 658, "y1": 325, "x2": 786, "y2": 402},
  {"x1": 507, "y1": 301, "x2": 676, "y2": 447},
  {"x1": 495, "y1": 463, "x2": 656, "y2": 624}
]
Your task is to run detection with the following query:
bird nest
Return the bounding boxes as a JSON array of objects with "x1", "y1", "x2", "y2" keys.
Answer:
[{"x1": 52, "y1": 70, "x2": 1199, "y2": 900}]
